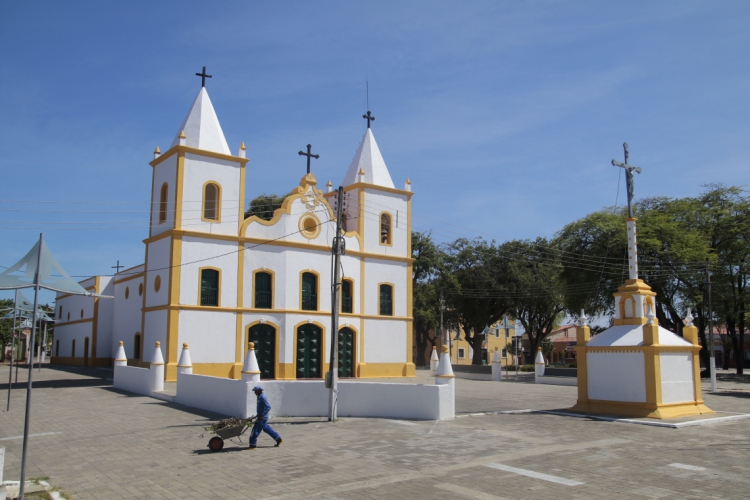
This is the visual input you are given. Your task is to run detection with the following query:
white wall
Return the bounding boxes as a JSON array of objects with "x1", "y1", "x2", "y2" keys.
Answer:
[
  {"x1": 587, "y1": 352, "x2": 646, "y2": 403},
  {"x1": 182, "y1": 154, "x2": 242, "y2": 235},
  {"x1": 112, "y1": 272, "x2": 145, "y2": 359},
  {"x1": 364, "y1": 259, "x2": 408, "y2": 317},
  {"x1": 660, "y1": 353, "x2": 695, "y2": 404},
  {"x1": 52, "y1": 322, "x2": 93, "y2": 358},
  {"x1": 145, "y1": 237, "x2": 171, "y2": 308},
  {"x1": 363, "y1": 319, "x2": 407, "y2": 363},
  {"x1": 143, "y1": 309, "x2": 168, "y2": 353},
  {"x1": 96, "y1": 278, "x2": 114, "y2": 358},
  {"x1": 176, "y1": 372, "x2": 251, "y2": 417},
  {"x1": 178, "y1": 309, "x2": 236, "y2": 363}
]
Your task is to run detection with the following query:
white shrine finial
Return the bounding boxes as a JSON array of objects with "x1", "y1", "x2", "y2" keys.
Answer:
[
  {"x1": 683, "y1": 308, "x2": 694, "y2": 327},
  {"x1": 580, "y1": 310, "x2": 588, "y2": 326}
]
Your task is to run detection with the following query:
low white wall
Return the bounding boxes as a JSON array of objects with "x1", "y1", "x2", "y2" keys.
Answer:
[
  {"x1": 175, "y1": 373, "x2": 252, "y2": 418},
  {"x1": 587, "y1": 352, "x2": 646, "y2": 403},
  {"x1": 660, "y1": 353, "x2": 695, "y2": 404},
  {"x1": 257, "y1": 380, "x2": 454, "y2": 420},
  {"x1": 113, "y1": 365, "x2": 157, "y2": 394}
]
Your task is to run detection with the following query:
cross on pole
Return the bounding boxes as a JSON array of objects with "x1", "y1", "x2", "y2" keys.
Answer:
[
  {"x1": 111, "y1": 260, "x2": 124, "y2": 274},
  {"x1": 298, "y1": 144, "x2": 320, "y2": 174},
  {"x1": 195, "y1": 66, "x2": 212, "y2": 87},
  {"x1": 611, "y1": 142, "x2": 642, "y2": 218},
  {"x1": 363, "y1": 110, "x2": 375, "y2": 129}
]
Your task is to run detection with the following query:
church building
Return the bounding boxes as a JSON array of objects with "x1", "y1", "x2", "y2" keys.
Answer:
[{"x1": 52, "y1": 79, "x2": 415, "y2": 382}]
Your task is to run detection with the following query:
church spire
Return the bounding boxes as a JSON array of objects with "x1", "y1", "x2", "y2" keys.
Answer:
[
  {"x1": 170, "y1": 87, "x2": 231, "y2": 155},
  {"x1": 342, "y1": 123, "x2": 394, "y2": 188}
]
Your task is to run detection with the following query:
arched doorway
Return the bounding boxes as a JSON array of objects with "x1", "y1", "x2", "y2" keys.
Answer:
[
  {"x1": 338, "y1": 327, "x2": 355, "y2": 378},
  {"x1": 296, "y1": 324, "x2": 321, "y2": 379},
  {"x1": 83, "y1": 337, "x2": 89, "y2": 367},
  {"x1": 248, "y1": 323, "x2": 276, "y2": 379}
]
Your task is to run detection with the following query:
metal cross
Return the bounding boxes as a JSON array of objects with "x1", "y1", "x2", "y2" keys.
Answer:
[
  {"x1": 298, "y1": 144, "x2": 320, "y2": 174},
  {"x1": 111, "y1": 260, "x2": 124, "y2": 274},
  {"x1": 195, "y1": 66, "x2": 212, "y2": 87},
  {"x1": 611, "y1": 142, "x2": 642, "y2": 218},
  {"x1": 363, "y1": 110, "x2": 375, "y2": 129}
]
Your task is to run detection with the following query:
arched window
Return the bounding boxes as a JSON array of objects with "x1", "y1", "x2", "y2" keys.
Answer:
[
  {"x1": 159, "y1": 183, "x2": 168, "y2": 224},
  {"x1": 58, "y1": 306, "x2": 62, "y2": 319},
  {"x1": 380, "y1": 213, "x2": 392, "y2": 245},
  {"x1": 254, "y1": 271, "x2": 272, "y2": 309},
  {"x1": 200, "y1": 268, "x2": 220, "y2": 306},
  {"x1": 379, "y1": 284, "x2": 393, "y2": 316},
  {"x1": 301, "y1": 272, "x2": 318, "y2": 311},
  {"x1": 341, "y1": 279, "x2": 353, "y2": 314},
  {"x1": 203, "y1": 182, "x2": 220, "y2": 221},
  {"x1": 55, "y1": 340, "x2": 59, "y2": 357},
  {"x1": 72, "y1": 339, "x2": 76, "y2": 358}
]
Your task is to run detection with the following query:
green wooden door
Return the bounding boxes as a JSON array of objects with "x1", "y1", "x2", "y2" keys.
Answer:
[
  {"x1": 296, "y1": 324, "x2": 321, "y2": 379},
  {"x1": 338, "y1": 327, "x2": 354, "y2": 378},
  {"x1": 248, "y1": 324, "x2": 275, "y2": 379}
]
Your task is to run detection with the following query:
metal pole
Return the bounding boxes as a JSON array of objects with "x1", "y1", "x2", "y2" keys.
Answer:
[
  {"x1": 19, "y1": 233, "x2": 44, "y2": 500},
  {"x1": 515, "y1": 330, "x2": 519, "y2": 381},
  {"x1": 39, "y1": 321, "x2": 47, "y2": 372},
  {"x1": 6, "y1": 297, "x2": 18, "y2": 411},
  {"x1": 327, "y1": 186, "x2": 345, "y2": 422},
  {"x1": 440, "y1": 290, "x2": 446, "y2": 348},
  {"x1": 707, "y1": 259, "x2": 716, "y2": 392}
]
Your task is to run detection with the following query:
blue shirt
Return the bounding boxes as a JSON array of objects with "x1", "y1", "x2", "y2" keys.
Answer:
[{"x1": 256, "y1": 392, "x2": 272, "y2": 419}]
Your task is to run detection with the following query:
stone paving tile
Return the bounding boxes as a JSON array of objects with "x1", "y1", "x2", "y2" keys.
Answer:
[{"x1": 1, "y1": 364, "x2": 750, "y2": 499}]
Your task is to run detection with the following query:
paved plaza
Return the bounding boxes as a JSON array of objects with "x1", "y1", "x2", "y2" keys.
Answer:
[{"x1": 1, "y1": 364, "x2": 750, "y2": 499}]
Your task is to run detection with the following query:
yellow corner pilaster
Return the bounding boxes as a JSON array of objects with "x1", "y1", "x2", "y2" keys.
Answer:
[{"x1": 571, "y1": 323, "x2": 590, "y2": 412}]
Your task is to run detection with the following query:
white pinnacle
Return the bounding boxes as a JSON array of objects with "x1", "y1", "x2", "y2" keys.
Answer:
[
  {"x1": 170, "y1": 87, "x2": 231, "y2": 155},
  {"x1": 342, "y1": 128, "x2": 395, "y2": 188}
]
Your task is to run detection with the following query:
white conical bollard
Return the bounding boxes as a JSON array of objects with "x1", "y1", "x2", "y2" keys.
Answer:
[
  {"x1": 534, "y1": 347, "x2": 545, "y2": 382},
  {"x1": 114, "y1": 341, "x2": 127, "y2": 367},
  {"x1": 491, "y1": 347, "x2": 503, "y2": 381},
  {"x1": 435, "y1": 344, "x2": 455, "y2": 387},
  {"x1": 429, "y1": 346, "x2": 439, "y2": 375},
  {"x1": 242, "y1": 342, "x2": 261, "y2": 383},
  {"x1": 149, "y1": 341, "x2": 165, "y2": 393},
  {"x1": 177, "y1": 343, "x2": 193, "y2": 375}
]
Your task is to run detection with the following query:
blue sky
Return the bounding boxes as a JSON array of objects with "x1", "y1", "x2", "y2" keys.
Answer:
[{"x1": 1, "y1": 1, "x2": 749, "y2": 305}]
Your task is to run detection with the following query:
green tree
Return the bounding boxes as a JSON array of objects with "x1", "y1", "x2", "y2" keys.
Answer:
[
  {"x1": 411, "y1": 232, "x2": 442, "y2": 366},
  {"x1": 0, "y1": 298, "x2": 13, "y2": 361},
  {"x1": 244, "y1": 191, "x2": 295, "y2": 220},
  {"x1": 503, "y1": 238, "x2": 566, "y2": 361},
  {"x1": 441, "y1": 238, "x2": 510, "y2": 365}
]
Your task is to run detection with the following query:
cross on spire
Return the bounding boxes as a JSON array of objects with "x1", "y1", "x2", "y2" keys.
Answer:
[
  {"x1": 363, "y1": 110, "x2": 375, "y2": 129},
  {"x1": 298, "y1": 144, "x2": 320, "y2": 174},
  {"x1": 612, "y1": 142, "x2": 642, "y2": 218},
  {"x1": 111, "y1": 260, "x2": 124, "y2": 274},
  {"x1": 195, "y1": 66, "x2": 212, "y2": 87}
]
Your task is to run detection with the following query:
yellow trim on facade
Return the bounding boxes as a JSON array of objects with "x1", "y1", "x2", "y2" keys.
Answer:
[
  {"x1": 298, "y1": 212, "x2": 322, "y2": 239},
  {"x1": 342, "y1": 182, "x2": 414, "y2": 199},
  {"x1": 201, "y1": 180, "x2": 222, "y2": 223},
  {"x1": 140, "y1": 303, "x2": 413, "y2": 320},
  {"x1": 55, "y1": 317, "x2": 94, "y2": 327},
  {"x1": 175, "y1": 152, "x2": 185, "y2": 229},
  {"x1": 165, "y1": 235, "x2": 182, "y2": 381},
  {"x1": 358, "y1": 363, "x2": 414, "y2": 378},
  {"x1": 234, "y1": 241, "x2": 244, "y2": 379},
  {"x1": 114, "y1": 272, "x2": 145, "y2": 285},
  {"x1": 150, "y1": 145, "x2": 250, "y2": 168},
  {"x1": 277, "y1": 363, "x2": 295, "y2": 380},
  {"x1": 190, "y1": 363, "x2": 236, "y2": 378}
]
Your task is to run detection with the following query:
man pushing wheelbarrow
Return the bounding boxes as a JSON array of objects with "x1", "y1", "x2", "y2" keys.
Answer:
[{"x1": 249, "y1": 386, "x2": 282, "y2": 450}]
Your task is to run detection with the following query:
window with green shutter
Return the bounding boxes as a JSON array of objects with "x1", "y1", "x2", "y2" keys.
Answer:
[
  {"x1": 379, "y1": 284, "x2": 393, "y2": 316},
  {"x1": 302, "y1": 272, "x2": 318, "y2": 311},
  {"x1": 342, "y1": 280, "x2": 353, "y2": 313},
  {"x1": 254, "y1": 272, "x2": 272, "y2": 309},
  {"x1": 200, "y1": 269, "x2": 219, "y2": 306}
]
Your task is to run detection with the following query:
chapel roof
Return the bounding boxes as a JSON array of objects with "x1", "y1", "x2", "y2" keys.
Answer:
[
  {"x1": 586, "y1": 324, "x2": 691, "y2": 347},
  {"x1": 342, "y1": 128, "x2": 395, "y2": 188},
  {"x1": 170, "y1": 87, "x2": 231, "y2": 155}
]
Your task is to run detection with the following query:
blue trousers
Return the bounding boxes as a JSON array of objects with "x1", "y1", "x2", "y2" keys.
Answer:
[{"x1": 249, "y1": 418, "x2": 280, "y2": 446}]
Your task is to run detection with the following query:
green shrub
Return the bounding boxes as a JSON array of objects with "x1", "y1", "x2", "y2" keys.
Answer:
[{"x1": 519, "y1": 364, "x2": 535, "y2": 372}]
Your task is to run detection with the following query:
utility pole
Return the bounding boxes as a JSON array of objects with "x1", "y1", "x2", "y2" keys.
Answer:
[
  {"x1": 6, "y1": 295, "x2": 18, "y2": 411},
  {"x1": 707, "y1": 258, "x2": 716, "y2": 392},
  {"x1": 327, "y1": 186, "x2": 345, "y2": 421}
]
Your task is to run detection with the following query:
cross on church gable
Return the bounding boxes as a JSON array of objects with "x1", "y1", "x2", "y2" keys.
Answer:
[{"x1": 298, "y1": 144, "x2": 320, "y2": 174}]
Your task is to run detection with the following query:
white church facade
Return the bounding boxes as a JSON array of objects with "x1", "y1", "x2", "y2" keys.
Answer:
[{"x1": 52, "y1": 85, "x2": 415, "y2": 382}]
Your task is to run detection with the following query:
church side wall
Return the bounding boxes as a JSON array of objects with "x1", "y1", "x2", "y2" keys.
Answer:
[
  {"x1": 145, "y1": 237, "x2": 171, "y2": 308},
  {"x1": 150, "y1": 155, "x2": 177, "y2": 237},
  {"x1": 659, "y1": 352, "x2": 695, "y2": 404},
  {"x1": 178, "y1": 310, "x2": 236, "y2": 365},
  {"x1": 52, "y1": 322, "x2": 93, "y2": 359},
  {"x1": 182, "y1": 154, "x2": 242, "y2": 236},
  {"x1": 364, "y1": 319, "x2": 407, "y2": 364},
  {"x1": 95, "y1": 278, "x2": 114, "y2": 360},
  {"x1": 111, "y1": 270, "x2": 145, "y2": 360},
  {"x1": 587, "y1": 352, "x2": 646, "y2": 402}
]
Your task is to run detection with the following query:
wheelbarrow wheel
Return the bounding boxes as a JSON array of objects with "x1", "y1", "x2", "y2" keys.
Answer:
[{"x1": 208, "y1": 436, "x2": 224, "y2": 452}]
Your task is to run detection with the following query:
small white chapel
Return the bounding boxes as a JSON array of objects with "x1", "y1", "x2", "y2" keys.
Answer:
[{"x1": 52, "y1": 76, "x2": 416, "y2": 382}]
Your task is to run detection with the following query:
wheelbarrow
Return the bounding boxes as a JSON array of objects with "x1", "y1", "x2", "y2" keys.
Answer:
[{"x1": 205, "y1": 416, "x2": 257, "y2": 452}]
